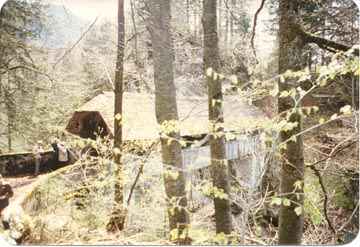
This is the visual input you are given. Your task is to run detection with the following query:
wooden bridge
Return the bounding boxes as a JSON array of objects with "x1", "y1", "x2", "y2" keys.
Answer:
[{"x1": 0, "y1": 151, "x2": 74, "y2": 177}]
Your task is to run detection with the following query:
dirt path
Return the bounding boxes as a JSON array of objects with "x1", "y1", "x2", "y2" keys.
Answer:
[{"x1": 4, "y1": 175, "x2": 43, "y2": 203}]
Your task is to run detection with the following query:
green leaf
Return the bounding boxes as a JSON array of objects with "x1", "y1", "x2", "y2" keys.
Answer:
[
  {"x1": 165, "y1": 170, "x2": 179, "y2": 180},
  {"x1": 169, "y1": 228, "x2": 179, "y2": 240},
  {"x1": 213, "y1": 72, "x2": 219, "y2": 80},
  {"x1": 225, "y1": 132, "x2": 236, "y2": 141},
  {"x1": 303, "y1": 107, "x2": 312, "y2": 116},
  {"x1": 279, "y1": 90, "x2": 290, "y2": 98},
  {"x1": 289, "y1": 136, "x2": 297, "y2": 143},
  {"x1": 115, "y1": 113, "x2": 122, "y2": 121},
  {"x1": 289, "y1": 88, "x2": 297, "y2": 98},
  {"x1": 270, "y1": 84, "x2": 279, "y2": 97},
  {"x1": 179, "y1": 140, "x2": 187, "y2": 147},
  {"x1": 113, "y1": 148, "x2": 121, "y2": 155},
  {"x1": 355, "y1": 66, "x2": 360, "y2": 76},
  {"x1": 296, "y1": 87, "x2": 306, "y2": 97},
  {"x1": 319, "y1": 79, "x2": 327, "y2": 87},
  {"x1": 330, "y1": 114, "x2": 338, "y2": 121},
  {"x1": 312, "y1": 106, "x2": 319, "y2": 113},
  {"x1": 295, "y1": 206, "x2": 303, "y2": 216},
  {"x1": 283, "y1": 198, "x2": 291, "y2": 207},
  {"x1": 294, "y1": 180, "x2": 303, "y2": 190},
  {"x1": 340, "y1": 105, "x2": 352, "y2": 115},
  {"x1": 229, "y1": 75, "x2": 238, "y2": 84},
  {"x1": 279, "y1": 143, "x2": 287, "y2": 151},
  {"x1": 282, "y1": 122, "x2": 299, "y2": 132},
  {"x1": 271, "y1": 197, "x2": 282, "y2": 206},
  {"x1": 213, "y1": 232, "x2": 228, "y2": 244},
  {"x1": 206, "y1": 67, "x2": 213, "y2": 77},
  {"x1": 167, "y1": 138, "x2": 173, "y2": 145},
  {"x1": 319, "y1": 118, "x2": 325, "y2": 124},
  {"x1": 280, "y1": 75, "x2": 285, "y2": 83}
]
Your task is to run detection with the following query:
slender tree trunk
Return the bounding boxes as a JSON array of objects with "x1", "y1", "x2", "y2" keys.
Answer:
[
  {"x1": 352, "y1": 77, "x2": 359, "y2": 111},
  {"x1": 7, "y1": 115, "x2": 12, "y2": 152},
  {"x1": 4, "y1": 75, "x2": 15, "y2": 153},
  {"x1": 203, "y1": 0, "x2": 232, "y2": 235},
  {"x1": 107, "y1": 0, "x2": 126, "y2": 232},
  {"x1": 6, "y1": 96, "x2": 13, "y2": 152},
  {"x1": 130, "y1": 0, "x2": 139, "y2": 66},
  {"x1": 218, "y1": 0, "x2": 222, "y2": 43},
  {"x1": 230, "y1": 0, "x2": 235, "y2": 43},
  {"x1": 147, "y1": 0, "x2": 190, "y2": 244},
  {"x1": 224, "y1": 4, "x2": 230, "y2": 55},
  {"x1": 278, "y1": 0, "x2": 305, "y2": 244},
  {"x1": 186, "y1": 0, "x2": 190, "y2": 32},
  {"x1": 194, "y1": 1, "x2": 199, "y2": 40}
]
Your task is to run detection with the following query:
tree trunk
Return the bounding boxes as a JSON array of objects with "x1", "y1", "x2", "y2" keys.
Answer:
[
  {"x1": 224, "y1": 3, "x2": 230, "y2": 55},
  {"x1": 352, "y1": 77, "x2": 359, "y2": 111},
  {"x1": 202, "y1": 0, "x2": 232, "y2": 235},
  {"x1": 217, "y1": 0, "x2": 221, "y2": 36},
  {"x1": 186, "y1": 0, "x2": 190, "y2": 32},
  {"x1": 6, "y1": 97, "x2": 13, "y2": 152},
  {"x1": 147, "y1": 0, "x2": 190, "y2": 244},
  {"x1": 278, "y1": 0, "x2": 305, "y2": 244},
  {"x1": 107, "y1": 0, "x2": 126, "y2": 232},
  {"x1": 194, "y1": 1, "x2": 199, "y2": 40},
  {"x1": 230, "y1": 0, "x2": 235, "y2": 47},
  {"x1": 4, "y1": 75, "x2": 15, "y2": 153},
  {"x1": 130, "y1": 0, "x2": 139, "y2": 66}
]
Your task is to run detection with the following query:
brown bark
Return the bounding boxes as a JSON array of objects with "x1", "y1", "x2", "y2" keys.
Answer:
[
  {"x1": 202, "y1": 0, "x2": 232, "y2": 235},
  {"x1": 107, "y1": 0, "x2": 126, "y2": 232},
  {"x1": 147, "y1": 0, "x2": 190, "y2": 244},
  {"x1": 278, "y1": 0, "x2": 305, "y2": 244}
]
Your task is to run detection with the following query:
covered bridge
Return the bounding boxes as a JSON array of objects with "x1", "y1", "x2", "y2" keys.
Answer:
[{"x1": 66, "y1": 92, "x2": 268, "y2": 189}]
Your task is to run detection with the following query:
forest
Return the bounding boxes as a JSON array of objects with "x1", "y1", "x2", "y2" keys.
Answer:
[{"x1": 0, "y1": 0, "x2": 359, "y2": 245}]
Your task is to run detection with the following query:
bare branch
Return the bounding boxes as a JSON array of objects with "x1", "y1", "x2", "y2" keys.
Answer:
[
  {"x1": 53, "y1": 16, "x2": 99, "y2": 69},
  {"x1": 338, "y1": 202, "x2": 359, "y2": 232},
  {"x1": 309, "y1": 165, "x2": 336, "y2": 234},
  {"x1": 306, "y1": 137, "x2": 357, "y2": 234},
  {"x1": 126, "y1": 141, "x2": 159, "y2": 206},
  {"x1": 0, "y1": 65, "x2": 55, "y2": 86},
  {"x1": 293, "y1": 24, "x2": 359, "y2": 56},
  {"x1": 250, "y1": 0, "x2": 266, "y2": 61}
]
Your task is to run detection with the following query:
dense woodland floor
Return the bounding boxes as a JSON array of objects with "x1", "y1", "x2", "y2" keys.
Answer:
[{"x1": 1, "y1": 114, "x2": 358, "y2": 245}]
